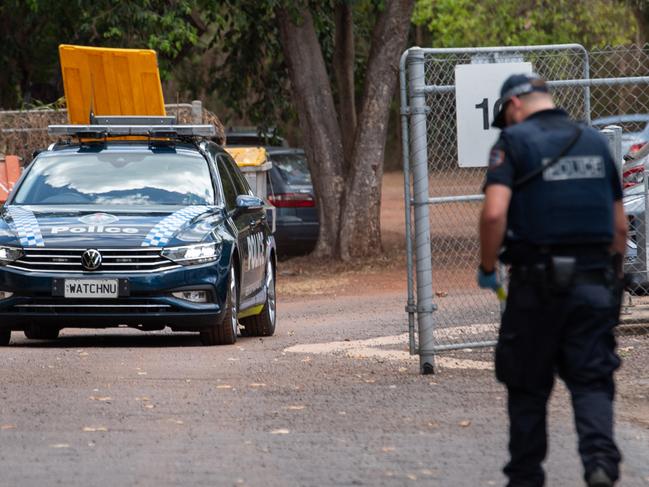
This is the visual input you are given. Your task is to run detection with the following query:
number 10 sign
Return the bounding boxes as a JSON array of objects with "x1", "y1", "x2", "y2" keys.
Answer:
[{"x1": 455, "y1": 62, "x2": 532, "y2": 168}]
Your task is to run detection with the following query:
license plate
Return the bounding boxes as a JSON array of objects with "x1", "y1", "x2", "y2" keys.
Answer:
[{"x1": 64, "y1": 279, "x2": 119, "y2": 298}]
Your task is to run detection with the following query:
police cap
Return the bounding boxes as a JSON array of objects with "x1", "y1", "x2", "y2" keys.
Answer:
[{"x1": 492, "y1": 73, "x2": 549, "y2": 129}]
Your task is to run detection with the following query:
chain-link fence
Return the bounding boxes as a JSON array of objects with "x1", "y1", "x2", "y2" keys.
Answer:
[
  {"x1": 0, "y1": 102, "x2": 226, "y2": 164},
  {"x1": 400, "y1": 44, "x2": 649, "y2": 374}
]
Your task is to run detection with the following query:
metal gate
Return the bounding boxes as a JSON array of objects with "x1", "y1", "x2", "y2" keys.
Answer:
[{"x1": 400, "y1": 44, "x2": 649, "y2": 374}]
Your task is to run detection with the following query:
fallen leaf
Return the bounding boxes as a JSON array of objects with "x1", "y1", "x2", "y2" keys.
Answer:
[
  {"x1": 459, "y1": 420, "x2": 471, "y2": 427},
  {"x1": 382, "y1": 447, "x2": 395, "y2": 453},
  {"x1": 79, "y1": 352, "x2": 89, "y2": 357},
  {"x1": 89, "y1": 396, "x2": 112, "y2": 402},
  {"x1": 1, "y1": 424, "x2": 16, "y2": 430},
  {"x1": 287, "y1": 405, "x2": 305, "y2": 411},
  {"x1": 249, "y1": 383, "x2": 266, "y2": 388},
  {"x1": 270, "y1": 429, "x2": 290, "y2": 435},
  {"x1": 135, "y1": 396, "x2": 150, "y2": 402},
  {"x1": 216, "y1": 385, "x2": 232, "y2": 389},
  {"x1": 168, "y1": 419, "x2": 184, "y2": 425},
  {"x1": 435, "y1": 291, "x2": 448, "y2": 298},
  {"x1": 398, "y1": 367, "x2": 408, "y2": 373},
  {"x1": 82, "y1": 426, "x2": 108, "y2": 432},
  {"x1": 407, "y1": 474, "x2": 418, "y2": 481},
  {"x1": 144, "y1": 404, "x2": 155, "y2": 409},
  {"x1": 49, "y1": 443, "x2": 70, "y2": 448}
]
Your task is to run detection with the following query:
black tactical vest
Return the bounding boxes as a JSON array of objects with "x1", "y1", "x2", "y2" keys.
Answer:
[{"x1": 504, "y1": 110, "x2": 616, "y2": 247}]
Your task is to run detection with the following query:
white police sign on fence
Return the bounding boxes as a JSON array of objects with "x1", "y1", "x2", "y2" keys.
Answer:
[{"x1": 455, "y1": 62, "x2": 532, "y2": 167}]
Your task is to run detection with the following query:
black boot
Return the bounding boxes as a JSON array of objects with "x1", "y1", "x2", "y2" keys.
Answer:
[{"x1": 586, "y1": 467, "x2": 613, "y2": 487}]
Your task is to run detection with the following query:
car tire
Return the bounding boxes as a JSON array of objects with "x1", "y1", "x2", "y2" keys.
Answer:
[
  {"x1": 0, "y1": 329, "x2": 10, "y2": 346},
  {"x1": 200, "y1": 266, "x2": 238, "y2": 346},
  {"x1": 241, "y1": 259, "x2": 276, "y2": 337},
  {"x1": 24, "y1": 325, "x2": 60, "y2": 340}
]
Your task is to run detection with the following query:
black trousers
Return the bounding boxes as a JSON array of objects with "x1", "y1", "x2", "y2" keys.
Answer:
[{"x1": 496, "y1": 275, "x2": 622, "y2": 486}]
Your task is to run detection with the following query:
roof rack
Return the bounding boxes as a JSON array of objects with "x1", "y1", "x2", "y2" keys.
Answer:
[
  {"x1": 48, "y1": 124, "x2": 216, "y2": 138},
  {"x1": 91, "y1": 115, "x2": 177, "y2": 125}
]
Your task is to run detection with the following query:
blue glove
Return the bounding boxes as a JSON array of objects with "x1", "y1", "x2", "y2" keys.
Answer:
[{"x1": 477, "y1": 266, "x2": 500, "y2": 291}]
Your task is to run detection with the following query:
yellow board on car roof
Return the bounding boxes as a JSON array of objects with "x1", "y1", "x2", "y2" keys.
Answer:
[
  {"x1": 225, "y1": 147, "x2": 268, "y2": 168},
  {"x1": 59, "y1": 44, "x2": 165, "y2": 124}
]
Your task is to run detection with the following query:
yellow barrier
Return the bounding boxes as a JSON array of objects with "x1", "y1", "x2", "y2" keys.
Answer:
[{"x1": 59, "y1": 44, "x2": 165, "y2": 124}]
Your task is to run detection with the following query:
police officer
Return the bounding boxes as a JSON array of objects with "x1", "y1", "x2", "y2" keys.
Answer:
[{"x1": 477, "y1": 73, "x2": 628, "y2": 487}]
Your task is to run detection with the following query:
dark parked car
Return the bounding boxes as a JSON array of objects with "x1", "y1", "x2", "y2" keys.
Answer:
[
  {"x1": 225, "y1": 128, "x2": 288, "y2": 148},
  {"x1": 265, "y1": 147, "x2": 319, "y2": 255},
  {"x1": 592, "y1": 114, "x2": 649, "y2": 188}
]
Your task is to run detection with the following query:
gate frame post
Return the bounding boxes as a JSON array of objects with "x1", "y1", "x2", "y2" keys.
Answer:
[{"x1": 407, "y1": 47, "x2": 436, "y2": 374}]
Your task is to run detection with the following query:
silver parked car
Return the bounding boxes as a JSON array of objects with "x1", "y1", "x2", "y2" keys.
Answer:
[{"x1": 593, "y1": 114, "x2": 649, "y2": 189}]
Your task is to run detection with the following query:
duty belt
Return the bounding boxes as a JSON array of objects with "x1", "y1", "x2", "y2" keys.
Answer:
[{"x1": 510, "y1": 266, "x2": 611, "y2": 285}]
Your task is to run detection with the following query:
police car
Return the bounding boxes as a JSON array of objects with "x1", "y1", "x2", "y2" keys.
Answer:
[{"x1": 0, "y1": 119, "x2": 276, "y2": 346}]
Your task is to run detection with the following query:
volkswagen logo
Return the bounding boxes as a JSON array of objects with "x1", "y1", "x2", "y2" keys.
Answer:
[{"x1": 81, "y1": 249, "x2": 102, "y2": 271}]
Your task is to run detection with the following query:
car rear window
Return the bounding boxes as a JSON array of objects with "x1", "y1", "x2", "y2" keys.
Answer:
[
  {"x1": 269, "y1": 153, "x2": 311, "y2": 185},
  {"x1": 13, "y1": 151, "x2": 218, "y2": 206}
]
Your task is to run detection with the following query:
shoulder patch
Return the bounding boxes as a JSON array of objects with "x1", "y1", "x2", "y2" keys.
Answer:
[{"x1": 488, "y1": 148, "x2": 505, "y2": 170}]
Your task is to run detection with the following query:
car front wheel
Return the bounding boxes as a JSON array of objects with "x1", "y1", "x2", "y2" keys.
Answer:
[
  {"x1": 24, "y1": 325, "x2": 60, "y2": 340},
  {"x1": 200, "y1": 266, "x2": 238, "y2": 346},
  {"x1": 241, "y1": 259, "x2": 276, "y2": 337}
]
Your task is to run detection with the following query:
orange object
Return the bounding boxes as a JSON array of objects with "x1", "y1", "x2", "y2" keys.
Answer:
[
  {"x1": 59, "y1": 44, "x2": 166, "y2": 124},
  {"x1": 0, "y1": 155, "x2": 21, "y2": 203}
]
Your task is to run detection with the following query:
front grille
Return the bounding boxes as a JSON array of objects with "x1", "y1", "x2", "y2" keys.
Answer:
[
  {"x1": 11, "y1": 300, "x2": 172, "y2": 314},
  {"x1": 9, "y1": 248, "x2": 180, "y2": 274}
]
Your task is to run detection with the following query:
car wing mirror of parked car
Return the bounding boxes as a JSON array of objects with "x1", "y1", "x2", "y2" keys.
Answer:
[{"x1": 235, "y1": 194, "x2": 264, "y2": 213}]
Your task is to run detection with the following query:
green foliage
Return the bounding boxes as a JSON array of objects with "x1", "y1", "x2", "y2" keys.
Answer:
[
  {"x1": 0, "y1": 0, "x2": 211, "y2": 108},
  {"x1": 413, "y1": 0, "x2": 637, "y2": 49}
]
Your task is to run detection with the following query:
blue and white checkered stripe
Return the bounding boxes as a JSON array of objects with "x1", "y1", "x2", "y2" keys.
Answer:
[
  {"x1": 141, "y1": 206, "x2": 209, "y2": 247},
  {"x1": 6, "y1": 207, "x2": 45, "y2": 247}
]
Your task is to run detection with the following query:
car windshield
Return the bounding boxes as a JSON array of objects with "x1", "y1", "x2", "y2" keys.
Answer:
[
  {"x1": 270, "y1": 153, "x2": 311, "y2": 186},
  {"x1": 13, "y1": 150, "x2": 217, "y2": 206}
]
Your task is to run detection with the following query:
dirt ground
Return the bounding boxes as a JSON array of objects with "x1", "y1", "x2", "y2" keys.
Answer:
[{"x1": 277, "y1": 171, "x2": 408, "y2": 299}]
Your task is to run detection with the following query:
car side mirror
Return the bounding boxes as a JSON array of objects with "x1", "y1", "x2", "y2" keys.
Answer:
[{"x1": 235, "y1": 194, "x2": 264, "y2": 212}]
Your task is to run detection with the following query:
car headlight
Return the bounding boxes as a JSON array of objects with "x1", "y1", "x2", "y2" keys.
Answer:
[
  {"x1": 0, "y1": 246, "x2": 23, "y2": 265},
  {"x1": 162, "y1": 242, "x2": 221, "y2": 265}
]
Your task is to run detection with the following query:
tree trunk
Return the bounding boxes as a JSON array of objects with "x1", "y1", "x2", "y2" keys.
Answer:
[
  {"x1": 276, "y1": 7, "x2": 345, "y2": 258},
  {"x1": 338, "y1": 0, "x2": 414, "y2": 261},
  {"x1": 333, "y1": 2, "x2": 357, "y2": 175},
  {"x1": 632, "y1": 6, "x2": 649, "y2": 46}
]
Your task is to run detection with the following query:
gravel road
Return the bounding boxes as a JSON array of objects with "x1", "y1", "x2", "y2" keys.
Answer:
[{"x1": 1, "y1": 289, "x2": 648, "y2": 487}]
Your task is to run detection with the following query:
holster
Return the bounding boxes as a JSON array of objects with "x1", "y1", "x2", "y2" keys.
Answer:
[{"x1": 549, "y1": 255, "x2": 576, "y2": 293}]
